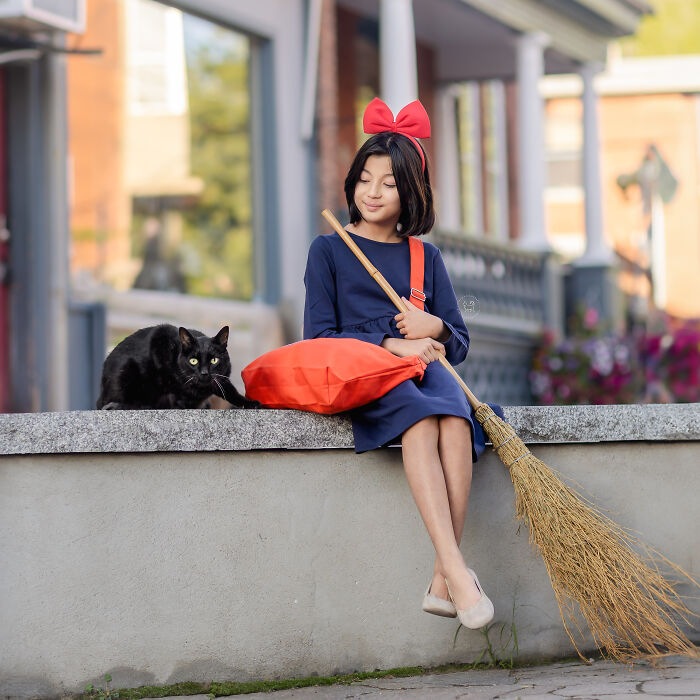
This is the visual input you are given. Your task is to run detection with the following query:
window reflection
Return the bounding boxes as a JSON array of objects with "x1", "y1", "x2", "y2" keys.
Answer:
[{"x1": 68, "y1": 0, "x2": 253, "y2": 300}]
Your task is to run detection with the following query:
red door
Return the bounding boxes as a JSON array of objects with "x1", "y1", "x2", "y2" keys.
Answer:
[{"x1": 0, "y1": 68, "x2": 9, "y2": 412}]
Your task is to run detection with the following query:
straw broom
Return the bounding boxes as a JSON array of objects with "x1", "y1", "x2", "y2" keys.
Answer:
[{"x1": 321, "y1": 208, "x2": 698, "y2": 663}]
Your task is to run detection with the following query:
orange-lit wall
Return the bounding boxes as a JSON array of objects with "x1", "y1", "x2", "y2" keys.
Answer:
[
  {"x1": 67, "y1": 0, "x2": 129, "y2": 282},
  {"x1": 546, "y1": 93, "x2": 700, "y2": 319}
]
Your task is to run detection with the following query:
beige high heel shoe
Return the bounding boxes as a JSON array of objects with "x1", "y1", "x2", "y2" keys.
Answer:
[
  {"x1": 422, "y1": 580, "x2": 457, "y2": 617},
  {"x1": 445, "y1": 567, "x2": 494, "y2": 629}
]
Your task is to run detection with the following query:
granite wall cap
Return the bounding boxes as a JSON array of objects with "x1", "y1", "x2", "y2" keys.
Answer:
[{"x1": 0, "y1": 403, "x2": 698, "y2": 455}]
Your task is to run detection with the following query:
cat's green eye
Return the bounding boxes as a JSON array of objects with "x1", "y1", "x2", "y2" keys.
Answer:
[
  {"x1": 189, "y1": 358, "x2": 198, "y2": 365},
  {"x1": 210, "y1": 358, "x2": 220, "y2": 365}
]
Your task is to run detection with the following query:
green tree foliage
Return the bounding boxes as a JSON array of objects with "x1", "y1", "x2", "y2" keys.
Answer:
[
  {"x1": 182, "y1": 30, "x2": 253, "y2": 300},
  {"x1": 619, "y1": 0, "x2": 700, "y2": 56}
]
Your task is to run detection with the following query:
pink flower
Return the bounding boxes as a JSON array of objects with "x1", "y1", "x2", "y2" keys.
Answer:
[{"x1": 584, "y1": 307, "x2": 599, "y2": 328}]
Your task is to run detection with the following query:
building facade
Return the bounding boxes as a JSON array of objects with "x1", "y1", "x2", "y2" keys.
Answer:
[
  {"x1": 0, "y1": 0, "x2": 650, "y2": 412},
  {"x1": 543, "y1": 52, "x2": 700, "y2": 321}
]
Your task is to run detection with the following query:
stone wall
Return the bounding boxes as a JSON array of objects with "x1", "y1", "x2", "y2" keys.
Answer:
[{"x1": 1, "y1": 404, "x2": 698, "y2": 698}]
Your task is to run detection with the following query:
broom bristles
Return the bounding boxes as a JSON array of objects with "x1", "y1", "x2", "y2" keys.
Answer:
[{"x1": 474, "y1": 403, "x2": 699, "y2": 663}]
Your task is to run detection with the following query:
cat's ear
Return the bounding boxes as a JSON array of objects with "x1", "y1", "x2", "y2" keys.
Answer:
[
  {"x1": 179, "y1": 327, "x2": 196, "y2": 351},
  {"x1": 214, "y1": 325, "x2": 229, "y2": 347}
]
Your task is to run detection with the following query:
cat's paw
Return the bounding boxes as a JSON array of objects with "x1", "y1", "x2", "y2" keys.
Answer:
[
  {"x1": 235, "y1": 398, "x2": 262, "y2": 409},
  {"x1": 100, "y1": 401, "x2": 122, "y2": 410}
]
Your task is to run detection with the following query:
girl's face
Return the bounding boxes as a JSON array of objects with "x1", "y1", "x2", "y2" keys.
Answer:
[{"x1": 353, "y1": 154, "x2": 401, "y2": 227}]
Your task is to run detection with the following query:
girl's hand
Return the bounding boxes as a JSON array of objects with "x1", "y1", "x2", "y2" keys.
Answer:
[
  {"x1": 394, "y1": 297, "x2": 447, "y2": 341},
  {"x1": 382, "y1": 337, "x2": 446, "y2": 364}
]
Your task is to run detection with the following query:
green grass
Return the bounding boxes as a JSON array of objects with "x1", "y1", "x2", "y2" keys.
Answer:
[{"x1": 78, "y1": 650, "x2": 593, "y2": 698}]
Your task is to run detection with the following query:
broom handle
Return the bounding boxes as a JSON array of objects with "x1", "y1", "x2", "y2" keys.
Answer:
[{"x1": 321, "y1": 209, "x2": 484, "y2": 411}]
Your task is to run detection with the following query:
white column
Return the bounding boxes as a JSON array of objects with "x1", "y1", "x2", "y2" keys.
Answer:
[
  {"x1": 487, "y1": 80, "x2": 510, "y2": 242},
  {"x1": 516, "y1": 31, "x2": 551, "y2": 252},
  {"x1": 379, "y1": 0, "x2": 418, "y2": 114},
  {"x1": 435, "y1": 85, "x2": 461, "y2": 231},
  {"x1": 458, "y1": 82, "x2": 483, "y2": 235},
  {"x1": 575, "y1": 62, "x2": 614, "y2": 265}
]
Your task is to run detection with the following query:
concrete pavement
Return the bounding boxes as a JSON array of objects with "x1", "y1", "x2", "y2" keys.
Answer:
[{"x1": 156, "y1": 655, "x2": 699, "y2": 699}]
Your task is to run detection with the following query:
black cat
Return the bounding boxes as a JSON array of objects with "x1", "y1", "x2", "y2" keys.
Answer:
[{"x1": 96, "y1": 324, "x2": 260, "y2": 410}]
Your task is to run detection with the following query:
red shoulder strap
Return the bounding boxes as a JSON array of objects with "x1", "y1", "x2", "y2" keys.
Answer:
[{"x1": 407, "y1": 236, "x2": 425, "y2": 310}]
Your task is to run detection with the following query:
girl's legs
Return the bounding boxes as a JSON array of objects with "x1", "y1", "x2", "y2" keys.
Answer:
[
  {"x1": 401, "y1": 416, "x2": 482, "y2": 610},
  {"x1": 429, "y1": 415, "x2": 474, "y2": 601}
]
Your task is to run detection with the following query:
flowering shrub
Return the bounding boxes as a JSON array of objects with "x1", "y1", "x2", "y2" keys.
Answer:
[
  {"x1": 639, "y1": 314, "x2": 700, "y2": 403},
  {"x1": 530, "y1": 305, "x2": 700, "y2": 405}
]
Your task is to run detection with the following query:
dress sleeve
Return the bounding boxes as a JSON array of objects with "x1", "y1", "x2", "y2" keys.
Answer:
[
  {"x1": 431, "y1": 248, "x2": 470, "y2": 365},
  {"x1": 303, "y1": 235, "x2": 389, "y2": 345}
]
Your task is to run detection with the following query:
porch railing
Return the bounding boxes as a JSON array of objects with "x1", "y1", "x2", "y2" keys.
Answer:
[{"x1": 427, "y1": 230, "x2": 564, "y2": 406}]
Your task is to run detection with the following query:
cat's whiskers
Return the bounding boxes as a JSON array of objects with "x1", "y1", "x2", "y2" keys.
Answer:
[{"x1": 212, "y1": 376, "x2": 228, "y2": 402}]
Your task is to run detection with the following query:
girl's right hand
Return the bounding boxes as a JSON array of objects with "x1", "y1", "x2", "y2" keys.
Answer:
[{"x1": 383, "y1": 337, "x2": 446, "y2": 364}]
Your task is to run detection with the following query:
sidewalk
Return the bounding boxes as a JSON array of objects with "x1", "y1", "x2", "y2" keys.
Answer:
[{"x1": 158, "y1": 656, "x2": 698, "y2": 699}]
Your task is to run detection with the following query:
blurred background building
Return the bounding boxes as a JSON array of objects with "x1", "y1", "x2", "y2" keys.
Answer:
[
  {"x1": 3, "y1": 0, "x2": 699, "y2": 414},
  {"x1": 542, "y1": 49, "x2": 700, "y2": 321}
]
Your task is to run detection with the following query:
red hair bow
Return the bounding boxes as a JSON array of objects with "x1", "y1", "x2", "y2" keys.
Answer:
[{"x1": 363, "y1": 97, "x2": 431, "y2": 170}]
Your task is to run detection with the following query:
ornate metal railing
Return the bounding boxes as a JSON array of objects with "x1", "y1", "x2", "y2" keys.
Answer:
[{"x1": 427, "y1": 230, "x2": 563, "y2": 406}]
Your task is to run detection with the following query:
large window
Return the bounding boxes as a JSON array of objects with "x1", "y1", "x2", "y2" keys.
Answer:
[{"x1": 68, "y1": 0, "x2": 254, "y2": 300}]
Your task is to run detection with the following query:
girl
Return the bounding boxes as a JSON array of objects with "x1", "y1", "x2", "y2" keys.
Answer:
[{"x1": 302, "y1": 98, "x2": 504, "y2": 629}]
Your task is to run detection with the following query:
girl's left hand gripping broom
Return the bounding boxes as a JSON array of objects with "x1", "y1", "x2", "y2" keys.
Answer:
[{"x1": 321, "y1": 208, "x2": 698, "y2": 663}]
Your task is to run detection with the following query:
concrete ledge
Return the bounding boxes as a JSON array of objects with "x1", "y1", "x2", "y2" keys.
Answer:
[{"x1": 1, "y1": 403, "x2": 699, "y2": 455}]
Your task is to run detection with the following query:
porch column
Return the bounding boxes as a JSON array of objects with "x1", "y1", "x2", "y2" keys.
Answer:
[
  {"x1": 577, "y1": 62, "x2": 613, "y2": 265},
  {"x1": 515, "y1": 31, "x2": 551, "y2": 252},
  {"x1": 568, "y1": 62, "x2": 622, "y2": 333},
  {"x1": 435, "y1": 85, "x2": 460, "y2": 230},
  {"x1": 379, "y1": 0, "x2": 418, "y2": 113}
]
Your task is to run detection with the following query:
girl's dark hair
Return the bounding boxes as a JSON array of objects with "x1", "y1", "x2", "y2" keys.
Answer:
[{"x1": 344, "y1": 131, "x2": 435, "y2": 238}]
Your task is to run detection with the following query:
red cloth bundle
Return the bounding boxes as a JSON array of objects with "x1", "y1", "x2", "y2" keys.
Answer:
[{"x1": 241, "y1": 337, "x2": 426, "y2": 414}]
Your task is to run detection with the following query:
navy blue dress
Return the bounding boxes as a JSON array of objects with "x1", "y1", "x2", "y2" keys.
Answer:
[{"x1": 302, "y1": 230, "x2": 504, "y2": 463}]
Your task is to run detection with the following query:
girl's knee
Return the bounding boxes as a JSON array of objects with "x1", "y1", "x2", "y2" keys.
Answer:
[
  {"x1": 403, "y1": 415, "x2": 438, "y2": 439},
  {"x1": 417, "y1": 415, "x2": 439, "y2": 431},
  {"x1": 438, "y1": 415, "x2": 472, "y2": 443},
  {"x1": 437, "y1": 415, "x2": 467, "y2": 429}
]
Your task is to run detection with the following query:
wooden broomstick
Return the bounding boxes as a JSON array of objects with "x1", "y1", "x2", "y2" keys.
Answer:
[{"x1": 321, "y1": 208, "x2": 698, "y2": 663}]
